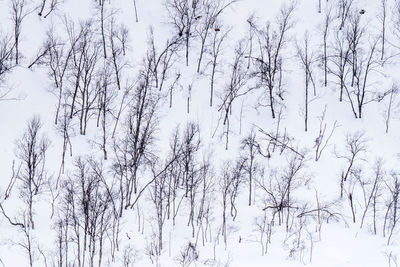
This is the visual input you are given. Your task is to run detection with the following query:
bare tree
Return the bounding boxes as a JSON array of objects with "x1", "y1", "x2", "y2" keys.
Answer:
[
  {"x1": 253, "y1": 210, "x2": 272, "y2": 256},
  {"x1": 94, "y1": 62, "x2": 117, "y2": 160},
  {"x1": 164, "y1": 126, "x2": 182, "y2": 223},
  {"x1": 219, "y1": 159, "x2": 245, "y2": 246},
  {"x1": 57, "y1": 157, "x2": 116, "y2": 267},
  {"x1": 384, "y1": 84, "x2": 398, "y2": 133},
  {"x1": 359, "y1": 159, "x2": 384, "y2": 230},
  {"x1": 346, "y1": 11, "x2": 366, "y2": 88},
  {"x1": 296, "y1": 191, "x2": 342, "y2": 240},
  {"x1": 248, "y1": 2, "x2": 295, "y2": 119},
  {"x1": 314, "y1": 106, "x2": 338, "y2": 161},
  {"x1": 346, "y1": 37, "x2": 390, "y2": 118},
  {"x1": 337, "y1": 0, "x2": 354, "y2": 30},
  {"x1": 132, "y1": 0, "x2": 139, "y2": 22},
  {"x1": 151, "y1": 160, "x2": 169, "y2": 254},
  {"x1": 0, "y1": 33, "x2": 15, "y2": 98},
  {"x1": 37, "y1": 0, "x2": 62, "y2": 18},
  {"x1": 147, "y1": 29, "x2": 182, "y2": 91},
  {"x1": 329, "y1": 30, "x2": 351, "y2": 102},
  {"x1": 123, "y1": 245, "x2": 137, "y2": 267},
  {"x1": 94, "y1": 0, "x2": 110, "y2": 59},
  {"x1": 162, "y1": 126, "x2": 185, "y2": 226},
  {"x1": 109, "y1": 19, "x2": 129, "y2": 91},
  {"x1": 321, "y1": 5, "x2": 333, "y2": 87},
  {"x1": 195, "y1": 154, "x2": 214, "y2": 246},
  {"x1": 208, "y1": 24, "x2": 230, "y2": 107},
  {"x1": 181, "y1": 122, "x2": 201, "y2": 236},
  {"x1": 336, "y1": 131, "x2": 367, "y2": 198},
  {"x1": 62, "y1": 19, "x2": 103, "y2": 135},
  {"x1": 330, "y1": 14, "x2": 389, "y2": 118},
  {"x1": 384, "y1": 172, "x2": 400, "y2": 244},
  {"x1": 11, "y1": 0, "x2": 29, "y2": 65},
  {"x1": 393, "y1": 0, "x2": 400, "y2": 52},
  {"x1": 112, "y1": 54, "x2": 162, "y2": 210},
  {"x1": 380, "y1": 0, "x2": 388, "y2": 60},
  {"x1": 175, "y1": 242, "x2": 199, "y2": 267},
  {"x1": 39, "y1": 27, "x2": 74, "y2": 124},
  {"x1": 165, "y1": 0, "x2": 202, "y2": 66},
  {"x1": 257, "y1": 154, "x2": 306, "y2": 231},
  {"x1": 241, "y1": 130, "x2": 261, "y2": 206},
  {"x1": 15, "y1": 116, "x2": 50, "y2": 229},
  {"x1": 55, "y1": 101, "x2": 73, "y2": 181},
  {"x1": 194, "y1": 0, "x2": 235, "y2": 73},
  {"x1": 13, "y1": 214, "x2": 36, "y2": 267},
  {"x1": 218, "y1": 40, "x2": 251, "y2": 149},
  {"x1": 168, "y1": 72, "x2": 182, "y2": 108},
  {"x1": 296, "y1": 32, "x2": 317, "y2": 132}
]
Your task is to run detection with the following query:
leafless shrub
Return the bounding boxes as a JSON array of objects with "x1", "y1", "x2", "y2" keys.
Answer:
[{"x1": 175, "y1": 242, "x2": 199, "y2": 267}]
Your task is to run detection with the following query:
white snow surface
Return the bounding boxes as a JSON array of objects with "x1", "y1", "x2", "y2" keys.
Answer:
[{"x1": 0, "y1": 0, "x2": 399, "y2": 266}]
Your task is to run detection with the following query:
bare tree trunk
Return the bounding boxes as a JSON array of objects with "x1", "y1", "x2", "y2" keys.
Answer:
[
  {"x1": 100, "y1": 0, "x2": 107, "y2": 58},
  {"x1": 133, "y1": 0, "x2": 139, "y2": 22},
  {"x1": 380, "y1": 0, "x2": 387, "y2": 60}
]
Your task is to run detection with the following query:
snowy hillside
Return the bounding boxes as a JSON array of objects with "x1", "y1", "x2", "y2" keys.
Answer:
[{"x1": 1, "y1": 0, "x2": 400, "y2": 266}]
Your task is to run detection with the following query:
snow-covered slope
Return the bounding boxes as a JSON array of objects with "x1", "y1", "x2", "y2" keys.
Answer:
[{"x1": 1, "y1": 0, "x2": 400, "y2": 266}]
